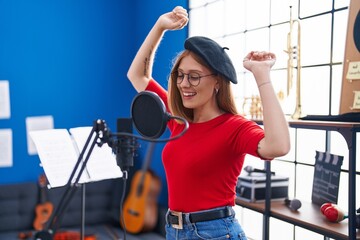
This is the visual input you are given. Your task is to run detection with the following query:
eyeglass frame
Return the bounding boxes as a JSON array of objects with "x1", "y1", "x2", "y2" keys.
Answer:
[{"x1": 172, "y1": 70, "x2": 217, "y2": 87}]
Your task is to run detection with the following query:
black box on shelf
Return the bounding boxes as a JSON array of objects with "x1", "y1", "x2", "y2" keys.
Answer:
[{"x1": 236, "y1": 173, "x2": 289, "y2": 202}]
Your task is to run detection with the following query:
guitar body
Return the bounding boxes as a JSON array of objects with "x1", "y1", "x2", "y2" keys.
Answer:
[
  {"x1": 122, "y1": 170, "x2": 161, "y2": 234},
  {"x1": 33, "y1": 174, "x2": 54, "y2": 231},
  {"x1": 34, "y1": 202, "x2": 54, "y2": 230}
]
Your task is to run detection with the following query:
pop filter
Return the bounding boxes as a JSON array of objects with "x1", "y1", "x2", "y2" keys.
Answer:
[{"x1": 131, "y1": 91, "x2": 170, "y2": 139}]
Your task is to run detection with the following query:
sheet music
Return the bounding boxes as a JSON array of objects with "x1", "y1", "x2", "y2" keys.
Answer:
[
  {"x1": 69, "y1": 127, "x2": 122, "y2": 181},
  {"x1": 30, "y1": 127, "x2": 122, "y2": 188},
  {"x1": 29, "y1": 129, "x2": 85, "y2": 188},
  {"x1": 0, "y1": 129, "x2": 12, "y2": 167}
]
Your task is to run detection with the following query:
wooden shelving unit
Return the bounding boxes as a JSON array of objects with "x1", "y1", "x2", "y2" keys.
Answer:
[
  {"x1": 238, "y1": 120, "x2": 360, "y2": 240},
  {"x1": 236, "y1": 199, "x2": 360, "y2": 239}
]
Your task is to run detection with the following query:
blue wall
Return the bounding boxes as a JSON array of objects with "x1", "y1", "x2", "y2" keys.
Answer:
[
  {"x1": 131, "y1": 1, "x2": 188, "y2": 206},
  {"x1": 0, "y1": 0, "x2": 188, "y2": 206}
]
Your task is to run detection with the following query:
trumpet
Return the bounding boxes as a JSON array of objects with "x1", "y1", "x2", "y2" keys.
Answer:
[{"x1": 284, "y1": 5, "x2": 303, "y2": 119}]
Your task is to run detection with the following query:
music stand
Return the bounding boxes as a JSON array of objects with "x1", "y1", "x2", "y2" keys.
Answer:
[{"x1": 34, "y1": 119, "x2": 133, "y2": 240}]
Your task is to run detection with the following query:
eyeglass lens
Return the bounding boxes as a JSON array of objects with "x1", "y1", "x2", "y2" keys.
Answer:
[{"x1": 175, "y1": 71, "x2": 201, "y2": 86}]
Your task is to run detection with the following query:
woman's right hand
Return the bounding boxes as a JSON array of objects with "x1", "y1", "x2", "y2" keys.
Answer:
[
  {"x1": 127, "y1": 6, "x2": 188, "y2": 92},
  {"x1": 157, "y1": 6, "x2": 188, "y2": 31}
]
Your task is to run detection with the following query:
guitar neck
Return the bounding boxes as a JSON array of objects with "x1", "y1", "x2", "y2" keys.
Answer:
[
  {"x1": 136, "y1": 142, "x2": 156, "y2": 195},
  {"x1": 38, "y1": 175, "x2": 49, "y2": 203},
  {"x1": 140, "y1": 142, "x2": 156, "y2": 173},
  {"x1": 40, "y1": 186, "x2": 48, "y2": 203}
]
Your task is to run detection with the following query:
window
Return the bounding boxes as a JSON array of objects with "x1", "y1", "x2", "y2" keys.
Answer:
[
  {"x1": 189, "y1": 0, "x2": 350, "y2": 117},
  {"x1": 188, "y1": 0, "x2": 357, "y2": 239}
]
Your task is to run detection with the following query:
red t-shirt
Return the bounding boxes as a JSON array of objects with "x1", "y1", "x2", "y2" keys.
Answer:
[{"x1": 146, "y1": 79, "x2": 265, "y2": 213}]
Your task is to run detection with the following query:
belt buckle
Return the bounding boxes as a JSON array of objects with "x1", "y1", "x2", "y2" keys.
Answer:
[{"x1": 170, "y1": 210, "x2": 183, "y2": 229}]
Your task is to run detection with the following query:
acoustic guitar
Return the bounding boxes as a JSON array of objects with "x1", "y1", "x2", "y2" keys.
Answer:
[
  {"x1": 33, "y1": 174, "x2": 54, "y2": 231},
  {"x1": 122, "y1": 142, "x2": 161, "y2": 234}
]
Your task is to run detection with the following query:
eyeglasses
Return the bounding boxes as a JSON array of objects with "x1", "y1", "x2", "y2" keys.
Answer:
[{"x1": 173, "y1": 70, "x2": 217, "y2": 87}]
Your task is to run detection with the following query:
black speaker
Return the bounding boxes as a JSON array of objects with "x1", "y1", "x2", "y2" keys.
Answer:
[{"x1": 354, "y1": 10, "x2": 360, "y2": 52}]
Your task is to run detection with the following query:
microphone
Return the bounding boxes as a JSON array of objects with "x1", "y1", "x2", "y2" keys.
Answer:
[
  {"x1": 284, "y1": 198, "x2": 302, "y2": 211},
  {"x1": 108, "y1": 118, "x2": 138, "y2": 171},
  {"x1": 320, "y1": 203, "x2": 348, "y2": 223},
  {"x1": 244, "y1": 165, "x2": 275, "y2": 175},
  {"x1": 108, "y1": 91, "x2": 189, "y2": 171}
]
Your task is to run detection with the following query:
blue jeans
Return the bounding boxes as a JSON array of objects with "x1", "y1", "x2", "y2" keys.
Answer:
[{"x1": 165, "y1": 207, "x2": 248, "y2": 240}]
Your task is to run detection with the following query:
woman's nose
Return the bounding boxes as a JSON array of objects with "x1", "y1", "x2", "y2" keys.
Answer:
[{"x1": 180, "y1": 75, "x2": 191, "y2": 87}]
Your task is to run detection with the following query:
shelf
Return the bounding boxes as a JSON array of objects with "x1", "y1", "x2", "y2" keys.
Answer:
[
  {"x1": 255, "y1": 119, "x2": 360, "y2": 129},
  {"x1": 235, "y1": 198, "x2": 267, "y2": 214},
  {"x1": 250, "y1": 119, "x2": 359, "y2": 239},
  {"x1": 236, "y1": 198, "x2": 360, "y2": 239}
]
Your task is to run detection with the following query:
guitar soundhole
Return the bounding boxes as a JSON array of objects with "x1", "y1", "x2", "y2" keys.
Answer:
[
  {"x1": 42, "y1": 210, "x2": 50, "y2": 215},
  {"x1": 127, "y1": 209, "x2": 140, "y2": 216}
]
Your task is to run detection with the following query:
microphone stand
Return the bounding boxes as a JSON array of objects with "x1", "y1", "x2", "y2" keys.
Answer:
[
  {"x1": 32, "y1": 90, "x2": 189, "y2": 240},
  {"x1": 34, "y1": 119, "x2": 135, "y2": 240}
]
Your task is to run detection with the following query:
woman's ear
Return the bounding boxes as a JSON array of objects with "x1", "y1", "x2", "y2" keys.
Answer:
[{"x1": 215, "y1": 80, "x2": 220, "y2": 94}]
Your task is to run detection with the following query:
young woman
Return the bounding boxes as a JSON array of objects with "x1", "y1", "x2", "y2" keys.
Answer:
[{"x1": 127, "y1": 6, "x2": 290, "y2": 240}]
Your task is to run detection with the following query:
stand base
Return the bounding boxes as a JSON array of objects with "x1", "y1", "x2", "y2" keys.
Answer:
[{"x1": 34, "y1": 230, "x2": 53, "y2": 240}]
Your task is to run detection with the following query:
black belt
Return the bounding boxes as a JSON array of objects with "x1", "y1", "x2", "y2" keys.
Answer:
[{"x1": 167, "y1": 206, "x2": 233, "y2": 229}]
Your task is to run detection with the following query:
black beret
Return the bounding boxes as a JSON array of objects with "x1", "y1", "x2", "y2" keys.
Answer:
[{"x1": 184, "y1": 36, "x2": 237, "y2": 84}]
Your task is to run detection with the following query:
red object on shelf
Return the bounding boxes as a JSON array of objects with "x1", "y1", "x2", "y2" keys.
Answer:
[{"x1": 320, "y1": 203, "x2": 348, "y2": 223}]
